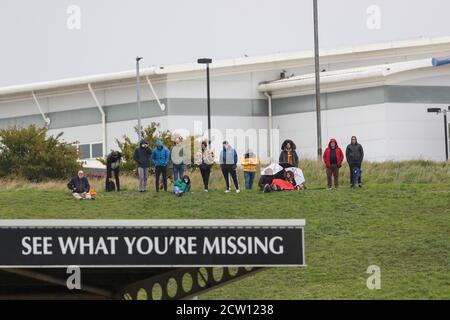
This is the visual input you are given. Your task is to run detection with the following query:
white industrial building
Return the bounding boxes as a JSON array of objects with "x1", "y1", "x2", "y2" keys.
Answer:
[{"x1": 0, "y1": 37, "x2": 449, "y2": 165}]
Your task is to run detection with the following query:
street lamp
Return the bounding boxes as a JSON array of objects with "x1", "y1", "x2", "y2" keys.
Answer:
[
  {"x1": 197, "y1": 58, "x2": 213, "y2": 147},
  {"x1": 427, "y1": 106, "x2": 450, "y2": 161},
  {"x1": 313, "y1": 0, "x2": 322, "y2": 159},
  {"x1": 136, "y1": 56, "x2": 143, "y2": 141}
]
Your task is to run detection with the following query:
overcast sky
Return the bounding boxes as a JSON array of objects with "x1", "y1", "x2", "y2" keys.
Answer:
[{"x1": 0, "y1": 0, "x2": 449, "y2": 86}]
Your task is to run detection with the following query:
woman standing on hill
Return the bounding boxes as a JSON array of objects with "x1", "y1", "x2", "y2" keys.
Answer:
[
  {"x1": 323, "y1": 138, "x2": 344, "y2": 190},
  {"x1": 279, "y1": 139, "x2": 299, "y2": 168},
  {"x1": 195, "y1": 141, "x2": 215, "y2": 192}
]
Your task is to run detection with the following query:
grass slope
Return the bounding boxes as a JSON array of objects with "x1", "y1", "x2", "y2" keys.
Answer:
[{"x1": 0, "y1": 161, "x2": 449, "y2": 299}]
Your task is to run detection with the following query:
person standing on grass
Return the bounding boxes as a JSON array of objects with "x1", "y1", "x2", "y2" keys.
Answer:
[
  {"x1": 241, "y1": 151, "x2": 259, "y2": 190},
  {"x1": 106, "y1": 150, "x2": 122, "y2": 191},
  {"x1": 279, "y1": 139, "x2": 299, "y2": 168},
  {"x1": 220, "y1": 141, "x2": 240, "y2": 193},
  {"x1": 152, "y1": 140, "x2": 170, "y2": 192},
  {"x1": 171, "y1": 137, "x2": 186, "y2": 182},
  {"x1": 134, "y1": 140, "x2": 152, "y2": 192},
  {"x1": 323, "y1": 138, "x2": 344, "y2": 190},
  {"x1": 67, "y1": 170, "x2": 91, "y2": 200},
  {"x1": 195, "y1": 141, "x2": 214, "y2": 192},
  {"x1": 346, "y1": 136, "x2": 364, "y2": 188}
]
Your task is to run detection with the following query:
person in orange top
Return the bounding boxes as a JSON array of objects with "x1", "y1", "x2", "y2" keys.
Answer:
[{"x1": 241, "y1": 151, "x2": 259, "y2": 190}]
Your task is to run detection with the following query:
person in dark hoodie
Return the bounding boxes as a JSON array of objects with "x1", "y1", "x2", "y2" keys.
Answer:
[
  {"x1": 152, "y1": 140, "x2": 170, "y2": 192},
  {"x1": 105, "y1": 150, "x2": 122, "y2": 191},
  {"x1": 346, "y1": 136, "x2": 364, "y2": 188},
  {"x1": 279, "y1": 139, "x2": 299, "y2": 168},
  {"x1": 323, "y1": 138, "x2": 344, "y2": 190},
  {"x1": 134, "y1": 140, "x2": 152, "y2": 192},
  {"x1": 219, "y1": 141, "x2": 240, "y2": 193},
  {"x1": 67, "y1": 170, "x2": 91, "y2": 200}
]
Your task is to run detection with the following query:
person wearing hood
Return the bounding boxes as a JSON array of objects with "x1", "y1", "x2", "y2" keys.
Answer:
[
  {"x1": 106, "y1": 150, "x2": 122, "y2": 191},
  {"x1": 134, "y1": 139, "x2": 152, "y2": 192},
  {"x1": 323, "y1": 138, "x2": 344, "y2": 190},
  {"x1": 152, "y1": 140, "x2": 170, "y2": 192},
  {"x1": 219, "y1": 141, "x2": 240, "y2": 193},
  {"x1": 279, "y1": 139, "x2": 299, "y2": 168},
  {"x1": 173, "y1": 175, "x2": 191, "y2": 197},
  {"x1": 346, "y1": 136, "x2": 364, "y2": 188}
]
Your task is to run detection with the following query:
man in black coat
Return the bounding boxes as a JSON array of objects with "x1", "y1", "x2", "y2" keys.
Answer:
[
  {"x1": 67, "y1": 170, "x2": 91, "y2": 200},
  {"x1": 345, "y1": 136, "x2": 364, "y2": 188},
  {"x1": 106, "y1": 150, "x2": 122, "y2": 191},
  {"x1": 134, "y1": 140, "x2": 152, "y2": 192}
]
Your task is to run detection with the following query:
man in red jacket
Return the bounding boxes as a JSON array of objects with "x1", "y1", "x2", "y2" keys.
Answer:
[{"x1": 323, "y1": 138, "x2": 344, "y2": 190}]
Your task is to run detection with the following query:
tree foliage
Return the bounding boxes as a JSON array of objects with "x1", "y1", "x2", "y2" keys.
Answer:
[
  {"x1": 101, "y1": 122, "x2": 174, "y2": 172},
  {"x1": 0, "y1": 125, "x2": 80, "y2": 181}
]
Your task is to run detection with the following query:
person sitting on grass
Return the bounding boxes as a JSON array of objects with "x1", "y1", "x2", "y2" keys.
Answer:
[
  {"x1": 286, "y1": 170, "x2": 306, "y2": 190},
  {"x1": 173, "y1": 175, "x2": 191, "y2": 197},
  {"x1": 67, "y1": 170, "x2": 92, "y2": 200},
  {"x1": 262, "y1": 171, "x2": 305, "y2": 193}
]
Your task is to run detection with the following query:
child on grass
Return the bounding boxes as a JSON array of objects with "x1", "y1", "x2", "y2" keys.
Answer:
[{"x1": 173, "y1": 175, "x2": 191, "y2": 197}]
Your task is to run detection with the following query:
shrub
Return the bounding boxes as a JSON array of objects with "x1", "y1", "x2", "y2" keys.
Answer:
[
  {"x1": 0, "y1": 125, "x2": 80, "y2": 181},
  {"x1": 100, "y1": 122, "x2": 174, "y2": 173}
]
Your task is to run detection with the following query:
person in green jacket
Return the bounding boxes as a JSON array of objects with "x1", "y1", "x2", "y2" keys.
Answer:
[{"x1": 173, "y1": 175, "x2": 191, "y2": 197}]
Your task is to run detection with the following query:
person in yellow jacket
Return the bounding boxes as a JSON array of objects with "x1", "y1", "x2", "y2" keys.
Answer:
[{"x1": 241, "y1": 151, "x2": 259, "y2": 190}]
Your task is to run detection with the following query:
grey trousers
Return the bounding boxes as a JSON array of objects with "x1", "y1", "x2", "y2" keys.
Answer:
[{"x1": 138, "y1": 167, "x2": 149, "y2": 191}]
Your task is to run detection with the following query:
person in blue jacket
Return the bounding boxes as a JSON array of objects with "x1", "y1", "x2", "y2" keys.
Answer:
[{"x1": 152, "y1": 140, "x2": 170, "y2": 192}]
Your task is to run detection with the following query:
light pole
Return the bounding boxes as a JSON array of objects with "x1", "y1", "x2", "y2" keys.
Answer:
[
  {"x1": 427, "y1": 107, "x2": 449, "y2": 161},
  {"x1": 197, "y1": 58, "x2": 213, "y2": 147},
  {"x1": 313, "y1": 0, "x2": 323, "y2": 160},
  {"x1": 136, "y1": 56, "x2": 143, "y2": 141}
]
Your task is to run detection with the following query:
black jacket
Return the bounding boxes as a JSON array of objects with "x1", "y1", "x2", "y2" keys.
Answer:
[
  {"x1": 106, "y1": 152, "x2": 122, "y2": 170},
  {"x1": 279, "y1": 150, "x2": 299, "y2": 168},
  {"x1": 134, "y1": 145, "x2": 152, "y2": 168},
  {"x1": 346, "y1": 143, "x2": 364, "y2": 164},
  {"x1": 67, "y1": 176, "x2": 90, "y2": 193}
]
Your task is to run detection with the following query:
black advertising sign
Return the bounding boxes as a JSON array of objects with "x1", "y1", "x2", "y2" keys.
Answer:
[{"x1": 0, "y1": 220, "x2": 305, "y2": 267}]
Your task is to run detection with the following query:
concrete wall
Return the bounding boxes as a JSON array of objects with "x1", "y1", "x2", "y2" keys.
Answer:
[{"x1": 1, "y1": 59, "x2": 449, "y2": 162}]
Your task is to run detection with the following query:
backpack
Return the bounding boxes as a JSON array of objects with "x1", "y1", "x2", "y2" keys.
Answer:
[
  {"x1": 106, "y1": 180, "x2": 116, "y2": 192},
  {"x1": 89, "y1": 186, "x2": 97, "y2": 197}
]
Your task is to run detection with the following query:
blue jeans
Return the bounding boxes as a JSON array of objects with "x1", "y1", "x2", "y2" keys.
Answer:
[
  {"x1": 173, "y1": 164, "x2": 185, "y2": 181},
  {"x1": 244, "y1": 171, "x2": 256, "y2": 190}
]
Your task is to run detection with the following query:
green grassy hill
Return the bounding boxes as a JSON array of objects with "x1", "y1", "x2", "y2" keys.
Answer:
[{"x1": 0, "y1": 160, "x2": 449, "y2": 299}]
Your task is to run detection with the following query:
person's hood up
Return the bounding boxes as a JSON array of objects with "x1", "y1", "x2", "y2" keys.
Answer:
[
  {"x1": 281, "y1": 139, "x2": 297, "y2": 151},
  {"x1": 155, "y1": 140, "x2": 163, "y2": 149},
  {"x1": 328, "y1": 138, "x2": 339, "y2": 148},
  {"x1": 351, "y1": 136, "x2": 358, "y2": 144}
]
